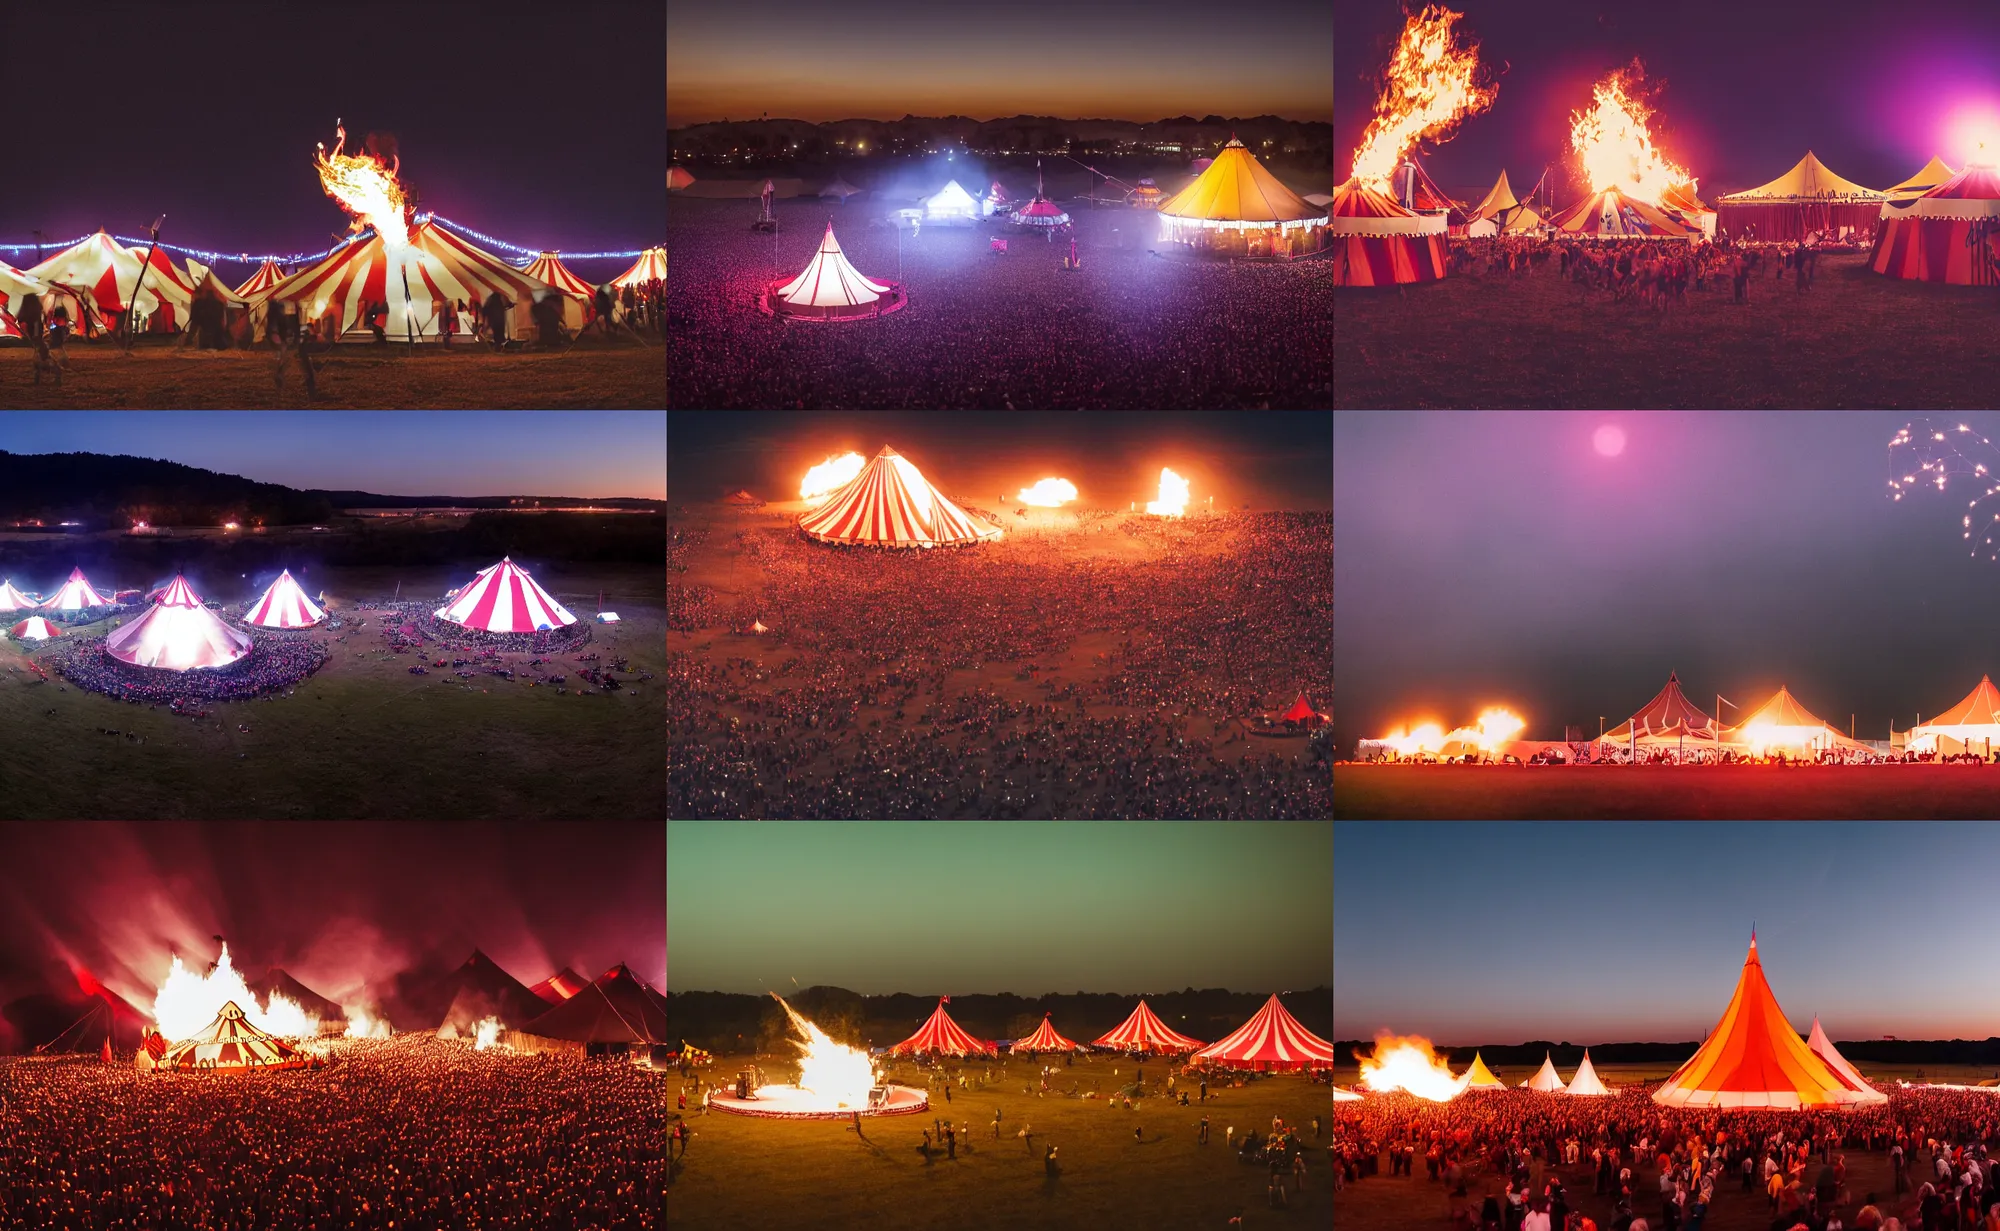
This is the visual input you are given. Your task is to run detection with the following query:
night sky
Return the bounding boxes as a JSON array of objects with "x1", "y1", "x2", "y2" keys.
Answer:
[
  {"x1": 1334, "y1": 411, "x2": 2000, "y2": 755},
  {"x1": 1336, "y1": 0, "x2": 2000, "y2": 197},
  {"x1": 668, "y1": 0, "x2": 1331, "y2": 124},
  {"x1": 1335, "y1": 822, "x2": 1998, "y2": 1043},
  {"x1": 3, "y1": 412, "x2": 667, "y2": 500},
  {"x1": 0, "y1": 1, "x2": 663, "y2": 272},
  {"x1": 669, "y1": 411, "x2": 1332, "y2": 511},
  {"x1": 0, "y1": 822, "x2": 664, "y2": 1023},
  {"x1": 668, "y1": 822, "x2": 1332, "y2": 996}
]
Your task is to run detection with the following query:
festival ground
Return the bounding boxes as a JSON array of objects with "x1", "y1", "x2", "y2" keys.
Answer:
[
  {"x1": 1332, "y1": 764, "x2": 2000, "y2": 819},
  {"x1": 1332, "y1": 252, "x2": 2000, "y2": 409},
  {"x1": 0, "y1": 564, "x2": 664, "y2": 821},
  {"x1": 668, "y1": 1052, "x2": 1333, "y2": 1230},
  {"x1": 0, "y1": 340, "x2": 661, "y2": 409}
]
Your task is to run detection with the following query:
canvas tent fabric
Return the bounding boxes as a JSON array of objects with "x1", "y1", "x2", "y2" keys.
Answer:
[
  {"x1": 529, "y1": 968, "x2": 589, "y2": 1006},
  {"x1": 766, "y1": 223, "x2": 899, "y2": 318},
  {"x1": 1193, "y1": 994, "x2": 1334, "y2": 1070},
  {"x1": 1564, "y1": 1050, "x2": 1613, "y2": 1095},
  {"x1": 1092, "y1": 999, "x2": 1205, "y2": 1053},
  {"x1": 1015, "y1": 1013, "x2": 1087, "y2": 1053},
  {"x1": 1718, "y1": 151, "x2": 1886, "y2": 241},
  {"x1": 434, "y1": 557, "x2": 577, "y2": 633},
  {"x1": 1906, "y1": 674, "x2": 2000, "y2": 754},
  {"x1": 1806, "y1": 1016, "x2": 1885, "y2": 1099},
  {"x1": 6, "y1": 986, "x2": 151, "y2": 1054},
  {"x1": 24, "y1": 231, "x2": 191, "y2": 329},
  {"x1": 9, "y1": 616, "x2": 63, "y2": 641},
  {"x1": 519, "y1": 253, "x2": 599, "y2": 324},
  {"x1": 1549, "y1": 187, "x2": 1692, "y2": 240},
  {"x1": 1653, "y1": 936, "x2": 1884, "y2": 1108},
  {"x1": 1886, "y1": 155, "x2": 1957, "y2": 199},
  {"x1": 249, "y1": 969, "x2": 345, "y2": 1026},
  {"x1": 1737, "y1": 685, "x2": 1870, "y2": 753},
  {"x1": 1280, "y1": 693, "x2": 1324, "y2": 723},
  {"x1": 1872, "y1": 165, "x2": 2000, "y2": 285},
  {"x1": 236, "y1": 259, "x2": 289, "y2": 298},
  {"x1": 924, "y1": 180, "x2": 980, "y2": 222},
  {"x1": 613, "y1": 247, "x2": 668, "y2": 287},
  {"x1": 1598, "y1": 672, "x2": 1731, "y2": 746},
  {"x1": 241, "y1": 569, "x2": 327, "y2": 629},
  {"x1": 266, "y1": 218, "x2": 550, "y2": 341},
  {"x1": 520, "y1": 965, "x2": 668, "y2": 1045},
  {"x1": 41, "y1": 567, "x2": 113, "y2": 611},
  {"x1": 411, "y1": 950, "x2": 550, "y2": 1032},
  {"x1": 1522, "y1": 1053, "x2": 1565, "y2": 1091},
  {"x1": 1332, "y1": 179, "x2": 1447, "y2": 288},
  {"x1": 796, "y1": 446, "x2": 1002, "y2": 548},
  {"x1": 667, "y1": 166, "x2": 696, "y2": 190},
  {"x1": 157, "y1": 1001, "x2": 309, "y2": 1072},
  {"x1": 887, "y1": 998, "x2": 997, "y2": 1056},
  {"x1": 1469, "y1": 170, "x2": 1521, "y2": 223},
  {"x1": 1460, "y1": 1051, "x2": 1506, "y2": 1089},
  {"x1": 1158, "y1": 138, "x2": 1326, "y2": 243},
  {"x1": 105, "y1": 575, "x2": 253, "y2": 671},
  {"x1": 0, "y1": 579, "x2": 39, "y2": 612}
]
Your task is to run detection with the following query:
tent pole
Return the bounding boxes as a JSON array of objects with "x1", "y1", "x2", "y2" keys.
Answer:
[
  {"x1": 127, "y1": 217, "x2": 165, "y2": 354},
  {"x1": 401, "y1": 266, "x2": 415, "y2": 354}
]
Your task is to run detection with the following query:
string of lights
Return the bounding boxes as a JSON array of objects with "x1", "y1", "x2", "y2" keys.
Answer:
[
  {"x1": 1888, "y1": 417, "x2": 2000, "y2": 560},
  {"x1": 0, "y1": 214, "x2": 651, "y2": 268}
]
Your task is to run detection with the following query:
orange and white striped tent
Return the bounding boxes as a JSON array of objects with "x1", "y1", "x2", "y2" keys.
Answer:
[
  {"x1": 886, "y1": 998, "x2": 996, "y2": 1056},
  {"x1": 797, "y1": 446, "x2": 1001, "y2": 549},
  {"x1": 157, "y1": 1001, "x2": 310, "y2": 1072},
  {"x1": 613, "y1": 246, "x2": 667, "y2": 288},
  {"x1": 1652, "y1": 935, "x2": 1885, "y2": 1108},
  {"x1": 1092, "y1": 1000, "x2": 1205, "y2": 1053}
]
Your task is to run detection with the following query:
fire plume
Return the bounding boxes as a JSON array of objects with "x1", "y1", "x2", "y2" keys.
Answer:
[
  {"x1": 314, "y1": 121, "x2": 410, "y2": 247},
  {"x1": 1145, "y1": 467, "x2": 1189, "y2": 517},
  {"x1": 153, "y1": 943, "x2": 317, "y2": 1043},
  {"x1": 1372, "y1": 707, "x2": 1524, "y2": 756},
  {"x1": 473, "y1": 1017, "x2": 503, "y2": 1050},
  {"x1": 344, "y1": 1005, "x2": 393, "y2": 1039},
  {"x1": 1357, "y1": 1032, "x2": 1466, "y2": 1101},
  {"x1": 1347, "y1": 6, "x2": 1496, "y2": 190},
  {"x1": 1017, "y1": 478, "x2": 1078, "y2": 507},
  {"x1": 1569, "y1": 63, "x2": 1690, "y2": 202},
  {"x1": 800, "y1": 452, "x2": 865, "y2": 503},
  {"x1": 772, "y1": 993, "x2": 878, "y2": 1109}
]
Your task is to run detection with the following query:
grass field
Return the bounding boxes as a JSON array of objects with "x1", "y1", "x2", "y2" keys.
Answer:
[
  {"x1": 667, "y1": 1052, "x2": 1332, "y2": 1230},
  {"x1": 1333, "y1": 764, "x2": 2000, "y2": 818},
  {"x1": 0, "y1": 564, "x2": 664, "y2": 820},
  {"x1": 1334, "y1": 252, "x2": 2000, "y2": 408},
  {"x1": 0, "y1": 341, "x2": 661, "y2": 408}
]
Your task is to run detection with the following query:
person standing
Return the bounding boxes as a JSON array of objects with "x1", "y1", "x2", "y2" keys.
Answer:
[
  {"x1": 1199, "y1": 1115, "x2": 1210, "y2": 1144},
  {"x1": 947, "y1": 1124, "x2": 956, "y2": 1159},
  {"x1": 994, "y1": 1108, "x2": 1003, "y2": 1139}
]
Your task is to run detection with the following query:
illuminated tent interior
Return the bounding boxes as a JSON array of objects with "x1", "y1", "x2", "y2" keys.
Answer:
[
  {"x1": 1735, "y1": 685, "x2": 1871, "y2": 754},
  {"x1": 1905, "y1": 674, "x2": 2000, "y2": 754},
  {"x1": 434, "y1": 557, "x2": 577, "y2": 633},
  {"x1": 1873, "y1": 164, "x2": 2000, "y2": 285},
  {"x1": 1596, "y1": 672, "x2": 1734, "y2": 748},
  {"x1": 104, "y1": 575, "x2": 253, "y2": 672},
  {"x1": 264, "y1": 218, "x2": 549, "y2": 341},
  {"x1": 613, "y1": 247, "x2": 668, "y2": 288},
  {"x1": 1564, "y1": 1050, "x2": 1613, "y2": 1096},
  {"x1": 155, "y1": 1001, "x2": 310, "y2": 1072},
  {"x1": 40, "y1": 567, "x2": 113, "y2": 611},
  {"x1": 1549, "y1": 187, "x2": 1692, "y2": 240},
  {"x1": 1717, "y1": 151, "x2": 1887, "y2": 241},
  {"x1": 761, "y1": 223, "x2": 905, "y2": 321},
  {"x1": 1460, "y1": 1050, "x2": 1506, "y2": 1089},
  {"x1": 241, "y1": 569, "x2": 327, "y2": 629},
  {"x1": 1157, "y1": 137, "x2": 1327, "y2": 253},
  {"x1": 24, "y1": 230, "x2": 191, "y2": 331}
]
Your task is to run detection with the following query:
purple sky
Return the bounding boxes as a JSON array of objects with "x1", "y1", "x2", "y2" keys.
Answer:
[
  {"x1": 1335, "y1": 411, "x2": 2000, "y2": 753},
  {"x1": 1337, "y1": 0, "x2": 2000, "y2": 198},
  {"x1": 1336, "y1": 822, "x2": 2000, "y2": 1043}
]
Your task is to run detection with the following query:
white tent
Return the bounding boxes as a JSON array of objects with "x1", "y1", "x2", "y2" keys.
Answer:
[
  {"x1": 242, "y1": 569, "x2": 328, "y2": 629},
  {"x1": 1906, "y1": 675, "x2": 2000, "y2": 755},
  {"x1": 1520, "y1": 1052, "x2": 1565, "y2": 1091},
  {"x1": 923, "y1": 180, "x2": 980, "y2": 225},
  {"x1": 1563, "y1": 1049, "x2": 1613, "y2": 1096},
  {"x1": 1806, "y1": 1016, "x2": 1886, "y2": 1100}
]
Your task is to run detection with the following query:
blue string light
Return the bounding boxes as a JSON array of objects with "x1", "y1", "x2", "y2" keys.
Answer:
[{"x1": 0, "y1": 213, "x2": 650, "y2": 267}]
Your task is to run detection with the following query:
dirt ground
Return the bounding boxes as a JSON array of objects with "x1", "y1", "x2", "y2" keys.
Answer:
[
  {"x1": 0, "y1": 339, "x2": 662, "y2": 407},
  {"x1": 1334, "y1": 764, "x2": 2000, "y2": 818}
]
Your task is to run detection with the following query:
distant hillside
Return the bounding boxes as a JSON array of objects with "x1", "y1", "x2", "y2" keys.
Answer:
[{"x1": 671, "y1": 114, "x2": 1332, "y2": 161}]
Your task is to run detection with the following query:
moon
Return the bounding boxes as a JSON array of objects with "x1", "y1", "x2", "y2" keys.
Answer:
[{"x1": 1593, "y1": 425, "x2": 1627, "y2": 457}]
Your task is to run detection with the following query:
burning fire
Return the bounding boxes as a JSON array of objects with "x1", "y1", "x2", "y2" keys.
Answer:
[
  {"x1": 772, "y1": 993, "x2": 878, "y2": 1109},
  {"x1": 1357, "y1": 1033, "x2": 1467, "y2": 1101},
  {"x1": 344, "y1": 1005, "x2": 393, "y2": 1039},
  {"x1": 1145, "y1": 468, "x2": 1190, "y2": 517},
  {"x1": 800, "y1": 452, "x2": 865, "y2": 503},
  {"x1": 1017, "y1": 478, "x2": 1078, "y2": 507},
  {"x1": 314, "y1": 120, "x2": 410, "y2": 247},
  {"x1": 473, "y1": 1017, "x2": 503, "y2": 1050},
  {"x1": 153, "y1": 943, "x2": 317, "y2": 1043},
  {"x1": 1347, "y1": 6, "x2": 1497, "y2": 190},
  {"x1": 1569, "y1": 63, "x2": 1690, "y2": 202},
  {"x1": 1738, "y1": 721, "x2": 1837, "y2": 755},
  {"x1": 1372, "y1": 708, "x2": 1525, "y2": 756}
]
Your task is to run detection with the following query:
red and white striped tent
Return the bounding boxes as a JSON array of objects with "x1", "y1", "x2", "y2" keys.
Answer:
[
  {"x1": 434, "y1": 557, "x2": 578, "y2": 633},
  {"x1": 40, "y1": 567, "x2": 113, "y2": 611},
  {"x1": 266, "y1": 218, "x2": 551, "y2": 341},
  {"x1": 242, "y1": 570, "x2": 327, "y2": 629},
  {"x1": 520, "y1": 252, "x2": 599, "y2": 323},
  {"x1": 762, "y1": 223, "x2": 904, "y2": 320},
  {"x1": 235, "y1": 259, "x2": 289, "y2": 298},
  {"x1": 798, "y1": 446, "x2": 1002, "y2": 549},
  {"x1": 1092, "y1": 1000, "x2": 1206, "y2": 1053},
  {"x1": 0, "y1": 579, "x2": 38, "y2": 612},
  {"x1": 8, "y1": 616, "x2": 64, "y2": 642},
  {"x1": 1013, "y1": 1014, "x2": 1087, "y2": 1053},
  {"x1": 613, "y1": 246, "x2": 668, "y2": 288},
  {"x1": 1192, "y1": 994, "x2": 1335, "y2": 1071},
  {"x1": 23, "y1": 231, "x2": 194, "y2": 330},
  {"x1": 156, "y1": 1001, "x2": 309, "y2": 1072},
  {"x1": 105, "y1": 574, "x2": 253, "y2": 671},
  {"x1": 1872, "y1": 164, "x2": 2000, "y2": 285},
  {"x1": 885, "y1": 998, "x2": 997, "y2": 1056},
  {"x1": 1332, "y1": 179, "x2": 1447, "y2": 288}
]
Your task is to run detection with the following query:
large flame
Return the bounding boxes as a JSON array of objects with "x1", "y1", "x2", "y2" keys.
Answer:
[
  {"x1": 772, "y1": 993, "x2": 878, "y2": 1109},
  {"x1": 1568, "y1": 64, "x2": 1690, "y2": 202},
  {"x1": 1017, "y1": 478, "x2": 1078, "y2": 507},
  {"x1": 1347, "y1": 6, "x2": 1497, "y2": 190},
  {"x1": 344, "y1": 1005, "x2": 394, "y2": 1039},
  {"x1": 1145, "y1": 468, "x2": 1189, "y2": 517},
  {"x1": 800, "y1": 452, "x2": 865, "y2": 503},
  {"x1": 314, "y1": 121, "x2": 410, "y2": 247},
  {"x1": 153, "y1": 944, "x2": 318, "y2": 1043},
  {"x1": 1357, "y1": 1033, "x2": 1467, "y2": 1102},
  {"x1": 473, "y1": 1016, "x2": 504, "y2": 1050},
  {"x1": 1739, "y1": 721, "x2": 1839, "y2": 755},
  {"x1": 1372, "y1": 708, "x2": 1524, "y2": 756}
]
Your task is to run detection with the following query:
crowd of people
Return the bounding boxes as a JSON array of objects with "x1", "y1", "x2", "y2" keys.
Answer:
[
  {"x1": 1447, "y1": 234, "x2": 1862, "y2": 310},
  {"x1": 667, "y1": 199, "x2": 1333, "y2": 409},
  {"x1": 0, "y1": 1034, "x2": 663, "y2": 1230},
  {"x1": 1336, "y1": 1082, "x2": 2000, "y2": 1231},
  {"x1": 668, "y1": 511, "x2": 1331, "y2": 817},
  {"x1": 43, "y1": 630, "x2": 330, "y2": 705}
]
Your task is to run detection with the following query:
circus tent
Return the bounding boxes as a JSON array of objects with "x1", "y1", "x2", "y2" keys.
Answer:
[
  {"x1": 1128, "y1": 177, "x2": 1163, "y2": 209},
  {"x1": 762, "y1": 223, "x2": 904, "y2": 321},
  {"x1": 1331, "y1": 179, "x2": 1447, "y2": 288},
  {"x1": 185, "y1": 259, "x2": 250, "y2": 315},
  {"x1": 796, "y1": 446, "x2": 1002, "y2": 548},
  {"x1": 1717, "y1": 151, "x2": 1887, "y2": 241},
  {"x1": 1565, "y1": 1050, "x2": 1613, "y2": 1096},
  {"x1": 613, "y1": 247, "x2": 668, "y2": 288},
  {"x1": 924, "y1": 180, "x2": 980, "y2": 223},
  {"x1": 1549, "y1": 187, "x2": 1691, "y2": 240},
  {"x1": 1659, "y1": 181, "x2": 1717, "y2": 238},
  {"x1": 1806, "y1": 1017, "x2": 1884, "y2": 1099},
  {"x1": 1280, "y1": 693, "x2": 1327, "y2": 725},
  {"x1": 530, "y1": 968, "x2": 589, "y2": 1005},
  {"x1": 236, "y1": 259, "x2": 289, "y2": 298},
  {"x1": 1906, "y1": 674, "x2": 2000, "y2": 755},
  {"x1": 668, "y1": 166, "x2": 696, "y2": 190},
  {"x1": 983, "y1": 180, "x2": 1012, "y2": 216},
  {"x1": 8, "y1": 617, "x2": 63, "y2": 642},
  {"x1": 1394, "y1": 159, "x2": 1470, "y2": 225},
  {"x1": 1872, "y1": 163, "x2": 2000, "y2": 285},
  {"x1": 519, "y1": 252, "x2": 599, "y2": 325},
  {"x1": 433, "y1": 557, "x2": 577, "y2": 633},
  {"x1": 886, "y1": 998, "x2": 997, "y2": 1057},
  {"x1": 265, "y1": 218, "x2": 549, "y2": 341},
  {"x1": 1465, "y1": 170, "x2": 1521, "y2": 237},
  {"x1": 1653, "y1": 935, "x2": 1884, "y2": 1108},
  {"x1": 1460, "y1": 1051, "x2": 1506, "y2": 1089},
  {"x1": 1015, "y1": 1013, "x2": 1087, "y2": 1053},
  {"x1": 1597, "y1": 671, "x2": 1733, "y2": 749},
  {"x1": 1193, "y1": 994, "x2": 1333, "y2": 1070},
  {"x1": 41, "y1": 567, "x2": 113, "y2": 611},
  {"x1": 0, "y1": 579, "x2": 38, "y2": 612},
  {"x1": 1521, "y1": 1053, "x2": 1565, "y2": 1091},
  {"x1": 156, "y1": 1001, "x2": 310, "y2": 1072},
  {"x1": 1092, "y1": 1000, "x2": 1205, "y2": 1053},
  {"x1": 105, "y1": 575, "x2": 253, "y2": 671},
  {"x1": 1736, "y1": 685, "x2": 1871, "y2": 755},
  {"x1": 519, "y1": 965, "x2": 669, "y2": 1045},
  {"x1": 0, "y1": 260, "x2": 45, "y2": 338},
  {"x1": 1010, "y1": 162, "x2": 1071, "y2": 232},
  {"x1": 1885, "y1": 155, "x2": 1957, "y2": 200},
  {"x1": 24, "y1": 231, "x2": 192, "y2": 331},
  {"x1": 1157, "y1": 137, "x2": 1328, "y2": 249},
  {"x1": 241, "y1": 569, "x2": 327, "y2": 629}
]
